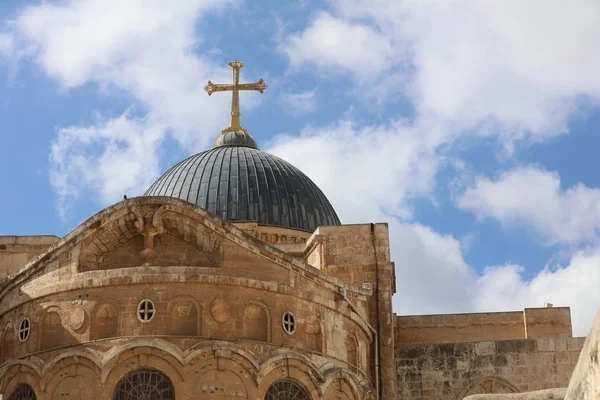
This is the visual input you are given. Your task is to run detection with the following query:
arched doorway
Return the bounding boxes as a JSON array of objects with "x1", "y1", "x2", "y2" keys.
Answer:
[
  {"x1": 8, "y1": 384, "x2": 37, "y2": 400},
  {"x1": 265, "y1": 380, "x2": 310, "y2": 400},
  {"x1": 113, "y1": 369, "x2": 175, "y2": 400}
]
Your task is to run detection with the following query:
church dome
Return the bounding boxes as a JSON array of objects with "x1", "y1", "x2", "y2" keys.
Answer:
[
  {"x1": 145, "y1": 59, "x2": 341, "y2": 232},
  {"x1": 144, "y1": 135, "x2": 340, "y2": 232}
]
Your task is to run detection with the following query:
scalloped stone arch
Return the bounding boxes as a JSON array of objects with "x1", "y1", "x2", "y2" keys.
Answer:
[
  {"x1": 101, "y1": 340, "x2": 185, "y2": 384},
  {"x1": 184, "y1": 345, "x2": 260, "y2": 382},
  {"x1": 0, "y1": 363, "x2": 41, "y2": 398},
  {"x1": 258, "y1": 354, "x2": 324, "y2": 397},
  {"x1": 43, "y1": 356, "x2": 102, "y2": 399},
  {"x1": 40, "y1": 350, "x2": 102, "y2": 390},
  {"x1": 458, "y1": 375, "x2": 521, "y2": 398},
  {"x1": 321, "y1": 368, "x2": 364, "y2": 400},
  {"x1": 102, "y1": 352, "x2": 184, "y2": 399}
]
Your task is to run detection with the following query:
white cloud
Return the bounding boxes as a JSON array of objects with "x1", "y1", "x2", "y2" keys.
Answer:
[
  {"x1": 283, "y1": 12, "x2": 394, "y2": 78},
  {"x1": 474, "y1": 249, "x2": 600, "y2": 337},
  {"x1": 267, "y1": 119, "x2": 442, "y2": 222},
  {"x1": 283, "y1": 1, "x2": 600, "y2": 145},
  {"x1": 280, "y1": 90, "x2": 317, "y2": 115},
  {"x1": 458, "y1": 166, "x2": 600, "y2": 245},
  {"x1": 388, "y1": 220, "x2": 600, "y2": 336},
  {"x1": 49, "y1": 112, "x2": 164, "y2": 219},
  {"x1": 6, "y1": 0, "x2": 253, "y2": 219}
]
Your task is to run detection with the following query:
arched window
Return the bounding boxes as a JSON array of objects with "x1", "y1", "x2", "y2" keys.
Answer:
[
  {"x1": 265, "y1": 380, "x2": 310, "y2": 400},
  {"x1": 8, "y1": 384, "x2": 37, "y2": 400},
  {"x1": 114, "y1": 370, "x2": 175, "y2": 400}
]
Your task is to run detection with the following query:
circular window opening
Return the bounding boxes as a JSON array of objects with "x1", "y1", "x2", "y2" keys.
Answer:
[
  {"x1": 282, "y1": 311, "x2": 296, "y2": 335},
  {"x1": 137, "y1": 299, "x2": 155, "y2": 323},
  {"x1": 18, "y1": 318, "x2": 30, "y2": 342}
]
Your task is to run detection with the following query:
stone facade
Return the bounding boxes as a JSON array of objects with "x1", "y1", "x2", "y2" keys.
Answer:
[
  {"x1": 395, "y1": 308, "x2": 581, "y2": 399},
  {"x1": 396, "y1": 336, "x2": 582, "y2": 399},
  {"x1": 0, "y1": 198, "x2": 388, "y2": 400},
  {"x1": 0, "y1": 198, "x2": 584, "y2": 400}
]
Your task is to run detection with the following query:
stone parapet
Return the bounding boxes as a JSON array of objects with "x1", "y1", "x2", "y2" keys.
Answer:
[
  {"x1": 0, "y1": 235, "x2": 60, "y2": 279},
  {"x1": 395, "y1": 307, "x2": 573, "y2": 346},
  {"x1": 396, "y1": 336, "x2": 583, "y2": 399}
]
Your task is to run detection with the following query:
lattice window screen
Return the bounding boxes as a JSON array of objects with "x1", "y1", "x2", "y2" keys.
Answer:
[
  {"x1": 8, "y1": 385, "x2": 37, "y2": 400},
  {"x1": 265, "y1": 380, "x2": 310, "y2": 400},
  {"x1": 113, "y1": 370, "x2": 175, "y2": 400}
]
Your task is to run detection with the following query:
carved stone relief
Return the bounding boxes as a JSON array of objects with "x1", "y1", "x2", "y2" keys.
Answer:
[{"x1": 211, "y1": 298, "x2": 231, "y2": 324}]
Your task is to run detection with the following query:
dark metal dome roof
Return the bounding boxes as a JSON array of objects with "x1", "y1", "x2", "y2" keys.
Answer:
[{"x1": 144, "y1": 142, "x2": 341, "y2": 232}]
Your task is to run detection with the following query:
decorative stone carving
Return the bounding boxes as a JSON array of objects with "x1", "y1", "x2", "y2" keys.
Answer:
[
  {"x1": 211, "y1": 298, "x2": 230, "y2": 324},
  {"x1": 68, "y1": 306, "x2": 86, "y2": 331}
]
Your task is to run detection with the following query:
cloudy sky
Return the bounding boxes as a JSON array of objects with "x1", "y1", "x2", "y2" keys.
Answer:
[{"x1": 1, "y1": 0, "x2": 600, "y2": 336}]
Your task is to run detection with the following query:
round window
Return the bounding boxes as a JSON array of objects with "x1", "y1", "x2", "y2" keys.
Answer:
[
  {"x1": 137, "y1": 299, "x2": 155, "y2": 323},
  {"x1": 18, "y1": 318, "x2": 30, "y2": 342},
  {"x1": 282, "y1": 311, "x2": 296, "y2": 335}
]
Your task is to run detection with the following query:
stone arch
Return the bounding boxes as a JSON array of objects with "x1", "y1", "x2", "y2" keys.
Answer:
[
  {"x1": 346, "y1": 334, "x2": 358, "y2": 369},
  {"x1": 1, "y1": 321, "x2": 14, "y2": 363},
  {"x1": 322, "y1": 369, "x2": 364, "y2": 400},
  {"x1": 184, "y1": 345, "x2": 260, "y2": 383},
  {"x1": 40, "y1": 351, "x2": 102, "y2": 391},
  {"x1": 6, "y1": 384, "x2": 37, "y2": 400},
  {"x1": 189, "y1": 355, "x2": 256, "y2": 399},
  {"x1": 458, "y1": 375, "x2": 520, "y2": 398},
  {"x1": 92, "y1": 301, "x2": 120, "y2": 340},
  {"x1": 0, "y1": 364, "x2": 41, "y2": 400},
  {"x1": 167, "y1": 296, "x2": 201, "y2": 336},
  {"x1": 113, "y1": 369, "x2": 175, "y2": 400},
  {"x1": 258, "y1": 354, "x2": 324, "y2": 398},
  {"x1": 39, "y1": 306, "x2": 65, "y2": 351},
  {"x1": 242, "y1": 301, "x2": 270, "y2": 342},
  {"x1": 264, "y1": 380, "x2": 311, "y2": 400},
  {"x1": 43, "y1": 356, "x2": 101, "y2": 400},
  {"x1": 102, "y1": 342, "x2": 185, "y2": 388}
]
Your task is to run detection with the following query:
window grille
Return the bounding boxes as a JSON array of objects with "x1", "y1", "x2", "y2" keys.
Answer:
[
  {"x1": 114, "y1": 370, "x2": 175, "y2": 400},
  {"x1": 137, "y1": 299, "x2": 155, "y2": 322},
  {"x1": 18, "y1": 318, "x2": 30, "y2": 342},
  {"x1": 8, "y1": 384, "x2": 36, "y2": 400},
  {"x1": 282, "y1": 311, "x2": 296, "y2": 335},
  {"x1": 265, "y1": 380, "x2": 309, "y2": 400}
]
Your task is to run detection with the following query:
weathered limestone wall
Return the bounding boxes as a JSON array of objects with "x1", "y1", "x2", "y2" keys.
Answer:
[
  {"x1": 0, "y1": 236, "x2": 59, "y2": 278},
  {"x1": 312, "y1": 223, "x2": 397, "y2": 400},
  {"x1": 565, "y1": 310, "x2": 600, "y2": 399},
  {"x1": 396, "y1": 337, "x2": 584, "y2": 399},
  {"x1": 396, "y1": 308, "x2": 572, "y2": 346}
]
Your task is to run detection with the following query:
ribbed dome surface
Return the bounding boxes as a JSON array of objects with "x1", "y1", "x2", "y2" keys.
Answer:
[{"x1": 144, "y1": 146, "x2": 341, "y2": 232}]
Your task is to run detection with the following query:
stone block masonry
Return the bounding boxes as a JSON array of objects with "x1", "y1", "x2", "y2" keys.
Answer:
[{"x1": 395, "y1": 336, "x2": 583, "y2": 399}]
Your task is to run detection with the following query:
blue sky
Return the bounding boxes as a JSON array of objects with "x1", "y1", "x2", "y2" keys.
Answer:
[{"x1": 1, "y1": 0, "x2": 600, "y2": 335}]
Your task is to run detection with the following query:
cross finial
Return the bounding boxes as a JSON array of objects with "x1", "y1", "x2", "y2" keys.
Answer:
[{"x1": 204, "y1": 60, "x2": 268, "y2": 134}]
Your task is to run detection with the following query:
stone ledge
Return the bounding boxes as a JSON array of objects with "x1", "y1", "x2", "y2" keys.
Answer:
[{"x1": 464, "y1": 388, "x2": 566, "y2": 400}]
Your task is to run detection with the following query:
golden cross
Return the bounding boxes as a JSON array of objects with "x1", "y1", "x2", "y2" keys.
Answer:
[{"x1": 204, "y1": 60, "x2": 268, "y2": 133}]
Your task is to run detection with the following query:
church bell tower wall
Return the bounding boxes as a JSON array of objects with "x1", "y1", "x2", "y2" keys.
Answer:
[
  {"x1": 0, "y1": 236, "x2": 60, "y2": 279},
  {"x1": 304, "y1": 223, "x2": 397, "y2": 399}
]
